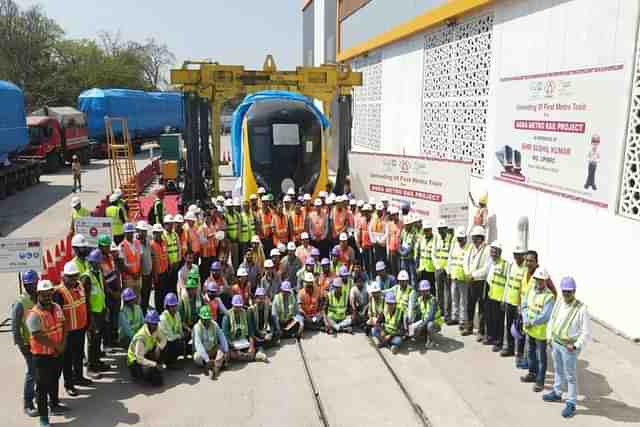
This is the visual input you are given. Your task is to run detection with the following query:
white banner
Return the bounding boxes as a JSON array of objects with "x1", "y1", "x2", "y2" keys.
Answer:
[
  {"x1": 74, "y1": 217, "x2": 112, "y2": 247},
  {"x1": 0, "y1": 238, "x2": 43, "y2": 273},
  {"x1": 349, "y1": 151, "x2": 471, "y2": 222},
  {"x1": 493, "y1": 64, "x2": 626, "y2": 208}
]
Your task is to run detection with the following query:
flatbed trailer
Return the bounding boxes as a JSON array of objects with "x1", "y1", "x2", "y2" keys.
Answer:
[{"x1": 0, "y1": 159, "x2": 41, "y2": 200}]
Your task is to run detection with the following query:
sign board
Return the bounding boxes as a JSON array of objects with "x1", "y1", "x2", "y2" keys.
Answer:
[
  {"x1": 0, "y1": 238, "x2": 43, "y2": 273},
  {"x1": 439, "y1": 203, "x2": 469, "y2": 229},
  {"x1": 349, "y1": 151, "x2": 471, "y2": 221},
  {"x1": 493, "y1": 64, "x2": 626, "y2": 208},
  {"x1": 74, "y1": 217, "x2": 112, "y2": 247}
]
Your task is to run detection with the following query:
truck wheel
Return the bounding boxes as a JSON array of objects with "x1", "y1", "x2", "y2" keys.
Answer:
[
  {"x1": 0, "y1": 178, "x2": 6, "y2": 200},
  {"x1": 45, "y1": 152, "x2": 61, "y2": 173},
  {"x1": 80, "y1": 148, "x2": 91, "y2": 165}
]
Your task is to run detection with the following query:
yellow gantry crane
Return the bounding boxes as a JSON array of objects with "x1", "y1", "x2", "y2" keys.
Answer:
[{"x1": 170, "y1": 55, "x2": 362, "y2": 194}]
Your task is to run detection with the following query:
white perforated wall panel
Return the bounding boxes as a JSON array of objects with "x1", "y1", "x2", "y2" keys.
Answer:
[{"x1": 352, "y1": 52, "x2": 383, "y2": 151}]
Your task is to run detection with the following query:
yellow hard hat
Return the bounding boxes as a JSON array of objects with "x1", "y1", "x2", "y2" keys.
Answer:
[{"x1": 479, "y1": 193, "x2": 488, "y2": 205}]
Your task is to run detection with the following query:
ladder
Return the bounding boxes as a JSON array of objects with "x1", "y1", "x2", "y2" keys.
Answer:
[{"x1": 105, "y1": 117, "x2": 140, "y2": 219}]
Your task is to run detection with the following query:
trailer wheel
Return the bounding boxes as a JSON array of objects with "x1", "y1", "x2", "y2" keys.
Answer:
[
  {"x1": 0, "y1": 177, "x2": 6, "y2": 200},
  {"x1": 80, "y1": 148, "x2": 91, "y2": 165},
  {"x1": 45, "y1": 152, "x2": 61, "y2": 173}
]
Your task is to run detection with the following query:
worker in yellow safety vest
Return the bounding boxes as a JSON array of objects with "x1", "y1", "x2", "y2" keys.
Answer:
[
  {"x1": 127, "y1": 310, "x2": 167, "y2": 387},
  {"x1": 69, "y1": 196, "x2": 89, "y2": 236},
  {"x1": 501, "y1": 245, "x2": 527, "y2": 359},
  {"x1": 81, "y1": 250, "x2": 109, "y2": 377},
  {"x1": 106, "y1": 193, "x2": 127, "y2": 244},
  {"x1": 224, "y1": 199, "x2": 241, "y2": 270},
  {"x1": 407, "y1": 279, "x2": 444, "y2": 346},
  {"x1": 70, "y1": 234, "x2": 90, "y2": 276},
  {"x1": 485, "y1": 241, "x2": 508, "y2": 352},
  {"x1": 462, "y1": 226, "x2": 489, "y2": 338},
  {"x1": 520, "y1": 267, "x2": 555, "y2": 392},
  {"x1": 324, "y1": 278, "x2": 352, "y2": 334},
  {"x1": 447, "y1": 227, "x2": 469, "y2": 331},
  {"x1": 416, "y1": 220, "x2": 436, "y2": 290},
  {"x1": 239, "y1": 199, "x2": 256, "y2": 262},
  {"x1": 432, "y1": 219, "x2": 452, "y2": 322}
]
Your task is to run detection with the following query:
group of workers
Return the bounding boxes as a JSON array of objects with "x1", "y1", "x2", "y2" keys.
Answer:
[{"x1": 11, "y1": 187, "x2": 590, "y2": 426}]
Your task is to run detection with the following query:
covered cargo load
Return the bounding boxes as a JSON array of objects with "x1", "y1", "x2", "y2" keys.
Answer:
[
  {"x1": 78, "y1": 88, "x2": 184, "y2": 142},
  {"x1": 0, "y1": 81, "x2": 29, "y2": 162}
]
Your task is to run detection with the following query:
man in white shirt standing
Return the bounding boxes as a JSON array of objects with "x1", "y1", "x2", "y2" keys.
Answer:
[
  {"x1": 543, "y1": 276, "x2": 590, "y2": 419},
  {"x1": 462, "y1": 226, "x2": 490, "y2": 337}
]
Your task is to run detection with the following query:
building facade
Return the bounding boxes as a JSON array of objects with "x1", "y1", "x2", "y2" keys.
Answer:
[{"x1": 303, "y1": 0, "x2": 640, "y2": 340}]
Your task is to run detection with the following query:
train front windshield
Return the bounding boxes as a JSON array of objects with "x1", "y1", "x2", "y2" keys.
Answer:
[{"x1": 246, "y1": 99, "x2": 322, "y2": 197}]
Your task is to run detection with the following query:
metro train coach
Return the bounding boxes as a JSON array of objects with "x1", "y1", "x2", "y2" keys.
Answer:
[{"x1": 231, "y1": 91, "x2": 330, "y2": 199}]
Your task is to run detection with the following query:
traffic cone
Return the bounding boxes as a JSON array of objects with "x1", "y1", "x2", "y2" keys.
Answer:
[
  {"x1": 55, "y1": 242, "x2": 65, "y2": 276},
  {"x1": 65, "y1": 235, "x2": 73, "y2": 262},
  {"x1": 41, "y1": 258, "x2": 48, "y2": 281},
  {"x1": 46, "y1": 249, "x2": 59, "y2": 284}
]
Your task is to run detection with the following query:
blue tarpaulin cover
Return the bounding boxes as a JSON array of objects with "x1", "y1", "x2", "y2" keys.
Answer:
[
  {"x1": 0, "y1": 81, "x2": 28, "y2": 162},
  {"x1": 78, "y1": 89, "x2": 184, "y2": 142},
  {"x1": 230, "y1": 91, "x2": 329, "y2": 177}
]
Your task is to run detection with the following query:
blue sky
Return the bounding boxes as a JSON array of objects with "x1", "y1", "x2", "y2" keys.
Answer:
[{"x1": 17, "y1": 0, "x2": 303, "y2": 70}]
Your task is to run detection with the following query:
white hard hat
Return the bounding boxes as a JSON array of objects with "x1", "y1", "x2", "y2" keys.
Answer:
[
  {"x1": 251, "y1": 235, "x2": 261, "y2": 243},
  {"x1": 63, "y1": 261, "x2": 80, "y2": 276},
  {"x1": 215, "y1": 231, "x2": 225, "y2": 240},
  {"x1": 258, "y1": 187, "x2": 266, "y2": 194},
  {"x1": 455, "y1": 227, "x2": 467, "y2": 239},
  {"x1": 110, "y1": 242, "x2": 118, "y2": 251},
  {"x1": 136, "y1": 220, "x2": 149, "y2": 230},
  {"x1": 283, "y1": 195, "x2": 291, "y2": 202},
  {"x1": 237, "y1": 267, "x2": 248, "y2": 277},
  {"x1": 369, "y1": 197, "x2": 376, "y2": 205},
  {"x1": 397, "y1": 270, "x2": 409, "y2": 281},
  {"x1": 470, "y1": 226, "x2": 485, "y2": 237},
  {"x1": 224, "y1": 199, "x2": 232, "y2": 207},
  {"x1": 232, "y1": 198, "x2": 241, "y2": 207},
  {"x1": 249, "y1": 194, "x2": 257, "y2": 200},
  {"x1": 194, "y1": 207, "x2": 202, "y2": 214},
  {"x1": 287, "y1": 188, "x2": 295, "y2": 195},
  {"x1": 301, "y1": 232, "x2": 309, "y2": 240},
  {"x1": 184, "y1": 212, "x2": 197, "y2": 221},
  {"x1": 163, "y1": 214, "x2": 174, "y2": 223},
  {"x1": 188, "y1": 204, "x2": 197, "y2": 213},
  {"x1": 314, "y1": 199, "x2": 322, "y2": 207},
  {"x1": 152, "y1": 223, "x2": 164, "y2": 233},
  {"x1": 356, "y1": 200, "x2": 364, "y2": 207},
  {"x1": 437, "y1": 219, "x2": 447, "y2": 228},
  {"x1": 71, "y1": 196, "x2": 81, "y2": 207},
  {"x1": 287, "y1": 242, "x2": 296, "y2": 251},
  {"x1": 490, "y1": 241, "x2": 502, "y2": 250},
  {"x1": 303, "y1": 193, "x2": 312, "y2": 201},
  {"x1": 109, "y1": 193, "x2": 119, "y2": 203},
  {"x1": 270, "y1": 248, "x2": 280, "y2": 257},
  {"x1": 362, "y1": 204, "x2": 372, "y2": 212},
  {"x1": 514, "y1": 245, "x2": 527, "y2": 254},
  {"x1": 375, "y1": 202, "x2": 384, "y2": 210},
  {"x1": 277, "y1": 243, "x2": 286, "y2": 253},
  {"x1": 261, "y1": 195, "x2": 268, "y2": 202},
  {"x1": 37, "y1": 280, "x2": 54, "y2": 292},
  {"x1": 349, "y1": 199, "x2": 357, "y2": 206},
  {"x1": 304, "y1": 272, "x2": 315, "y2": 282},
  {"x1": 319, "y1": 191, "x2": 328, "y2": 198},
  {"x1": 339, "y1": 232, "x2": 348, "y2": 241},
  {"x1": 388, "y1": 206, "x2": 399, "y2": 215},
  {"x1": 114, "y1": 188, "x2": 123, "y2": 196},
  {"x1": 421, "y1": 220, "x2": 432, "y2": 230},
  {"x1": 264, "y1": 259, "x2": 275, "y2": 268},
  {"x1": 326, "y1": 195, "x2": 335, "y2": 204},
  {"x1": 71, "y1": 234, "x2": 87, "y2": 247},
  {"x1": 216, "y1": 195, "x2": 225, "y2": 202},
  {"x1": 174, "y1": 214, "x2": 184, "y2": 223},
  {"x1": 533, "y1": 267, "x2": 549, "y2": 280}
]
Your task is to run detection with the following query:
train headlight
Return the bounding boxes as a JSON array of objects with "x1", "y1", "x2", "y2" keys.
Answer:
[{"x1": 281, "y1": 178, "x2": 295, "y2": 195}]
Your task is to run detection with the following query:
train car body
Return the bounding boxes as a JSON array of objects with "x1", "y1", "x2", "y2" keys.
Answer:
[{"x1": 231, "y1": 91, "x2": 329, "y2": 199}]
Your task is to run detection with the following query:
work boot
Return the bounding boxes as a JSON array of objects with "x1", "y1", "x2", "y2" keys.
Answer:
[
  {"x1": 212, "y1": 365, "x2": 221, "y2": 380},
  {"x1": 500, "y1": 349, "x2": 515, "y2": 357},
  {"x1": 476, "y1": 335, "x2": 486, "y2": 343},
  {"x1": 24, "y1": 405, "x2": 38, "y2": 418},
  {"x1": 75, "y1": 376, "x2": 93, "y2": 387},
  {"x1": 491, "y1": 344, "x2": 501, "y2": 352},
  {"x1": 391, "y1": 345, "x2": 400, "y2": 355},
  {"x1": 543, "y1": 391, "x2": 562, "y2": 402},
  {"x1": 255, "y1": 351, "x2": 268, "y2": 363},
  {"x1": 461, "y1": 328, "x2": 472, "y2": 336},
  {"x1": 561, "y1": 402, "x2": 576, "y2": 418},
  {"x1": 533, "y1": 384, "x2": 544, "y2": 392},
  {"x1": 458, "y1": 323, "x2": 465, "y2": 331},
  {"x1": 446, "y1": 319, "x2": 459, "y2": 326},
  {"x1": 66, "y1": 386, "x2": 79, "y2": 397},
  {"x1": 520, "y1": 373, "x2": 536, "y2": 383},
  {"x1": 342, "y1": 326, "x2": 354, "y2": 334},
  {"x1": 49, "y1": 402, "x2": 70, "y2": 414}
]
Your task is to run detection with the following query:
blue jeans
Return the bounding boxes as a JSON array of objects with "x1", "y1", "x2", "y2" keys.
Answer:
[
  {"x1": 21, "y1": 349, "x2": 35, "y2": 407},
  {"x1": 528, "y1": 336, "x2": 548, "y2": 386},
  {"x1": 552, "y1": 341, "x2": 578, "y2": 405},
  {"x1": 400, "y1": 258, "x2": 416, "y2": 285},
  {"x1": 371, "y1": 328, "x2": 403, "y2": 347}
]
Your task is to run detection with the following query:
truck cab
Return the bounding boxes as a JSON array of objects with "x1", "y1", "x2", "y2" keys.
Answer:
[{"x1": 24, "y1": 107, "x2": 92, "y2": 172}]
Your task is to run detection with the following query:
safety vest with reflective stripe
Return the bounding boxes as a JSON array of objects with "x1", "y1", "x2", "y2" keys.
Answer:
[
  {"x1": 83, "y1": 268, "x2": 106, "y2": 313},
  {"x1": 394, "y1": 285, "x2": 412, "y2": 314},
  {"x1": 273, "y1": 214, "x2": 289, "y2": 246},
  {"x1": 127, "y1": 325, "x2": 156, "y2": 366},
  {"x1": 551, "y1": 300, "x2": 583, "y2": 345},
  {"x1": 327, "y1": 289, "x2": 348, "y2": 322},
  {"x1": 273, "y1": 293, "x2": 296, "y2": 322},
  {"x1": 504, "y1": 262, "x2": 526, "y2": 306},
  {"x1": 488, "y1": 258, "x2": 508, "y2": 302},
  {"x1": 106, "y1": 205, "x2": 124, "y2": 236},
  {"x1": 449, "y1": 243, "x2": 468, "y2": 281},
  {"x1": 73, "y1": 256, "x2": 89, "y2": 276},
  {"x1": 357, "y1": 217, "x2": 372, "y2": 248},
  {"x1": 387, "y1": 222, "x2": 402, "y2": 252},
  {"x1": 309, "y1": 211, "x2": 326, "y2": 240},
  {"x1": 435, "y1": 234, "x2": 452, "y2": 270},
  {"x1": 16, "y1": 294, "x2": 34, "y2": 346},
  {"x1": 162, "y1": 231, "x2": 180, "y2": 264},
  {"x1": 383, "y1": 307, "x2": 403, "y2": 336},
  {"x1": 291, "y1": 211, "x2": 306, "y2": 242},
  {"x1": 369, "y1": 297, "x2": 384, "y2": 319},
  {"x1": 29, "y1": 304, "x2": 65, "y2": 356},
  {"x1": 259, "y1": 211, "x2": 273, "y2": 238},
  {"x1": 417, "y1": 236, "x2": 435, "y2": 273},
  {"x1": 229, "y1": 309, "x2": 249, "y2": 340},
  {"x1": 239, "y1": 212, "x2": 253, "y2": 243},
  {"x1": 332, "y1": 209, "x2": 348, "y2": 239},
  {"x1": 200, "y1": 224, "x2": 216, "y2": 258},
  {"x1": 120, "y1": 239, "x2": 141, "y2": 276},
  {"x1": 57, "y1": 284, "x2": 88, "y2": 331},
  {"x1": 418, "y1": 296, "x2": 444, "y2": 327},
  {"x1": 225, "y1": 212, "x2": 239, "y2": 241},
  {"x1": 72, "y1": 207, "x2": 89, "y2": 220},
  {"x1": 150, "y1": 240, "x2": 168, "y2": 273},
  {"x1": 299, "y1": 287, "x2": 321, "y2": 317},
  {"x1": 249, "y1": 303, "x2": 271, "y2": 333},
  {"x1": 119, "y1": 304, "x2": 143, "y2": 340},
  {"x1": 525, "y1": 288, "x2": 554, "y2": 340}
]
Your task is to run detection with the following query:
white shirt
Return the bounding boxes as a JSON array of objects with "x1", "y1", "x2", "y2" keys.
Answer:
[
  {"x1": 546, "y1": 298, "x2": 590, "y2": 350},
  {"x1": 463, "y1": 243, "x2": 490, "y2": 281}
]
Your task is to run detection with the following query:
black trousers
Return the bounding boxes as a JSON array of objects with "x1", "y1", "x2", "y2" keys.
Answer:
[
  {"x1": 129, "y1": 358, "x2": 163, "y2": 386},
  {"x1": 584, "y1": 161, "x2": 597, "y2": 190},
  {"x1": 418, "y1": 271, "x2": 436, "y2": 289},
  {"x1": 387, "y1": 252, "x2": 400, "y2": 277},
  {"x1": 154, "y1": 271, "x2": 170, "y2": 313},
  {"x1": 168, "y1": 264, "x2": 179, "y2": 296},
  {"x1": 105, "y1": 296, "x2": 120, "y2": 346},
  {"x1": 88, "y1": 312, "x2": 105, "y2": 369},
  {"x1": 162, "y1": 339, "x2": 189, "y2": 365},
  {"x1": 373, "y1": 244, "x2": 387, "y2": 265},
  {"x1": 63, "y1": 328, "x2": 85, "y2": 388},
  {"x1": 34, "y1": 354, "x2": 62, "y2": 418},
  {"x1": 140, "y1": 274, "x2": 153, "y2": 314},
  {"x1": 467, "y1": 281, "x2": 487, "y2": 334},
  {"x1": 486, "y1": 299, "x2": 505, "y2": 345},
  {"x1": 361, "y1": 247, "x2": 374, "y2": 280},
  {"x1": 200, "y1": 256, "x2": 214, "y2": 285},
  {"x1": 435, "y1": 269, "x2": 451, "y2": 318}
]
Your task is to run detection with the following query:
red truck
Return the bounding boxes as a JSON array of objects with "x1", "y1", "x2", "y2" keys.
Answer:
[{"x1": 21, "y1": 106, "x2": 93, "y2": 172}]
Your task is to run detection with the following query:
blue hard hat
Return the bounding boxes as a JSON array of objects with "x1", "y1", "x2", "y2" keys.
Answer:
[
  {"x1": 254, "y1": 287, "x2": 266, "y2": 297},
  {"x1": 332, "y1": 278, "x2": 343, "y2": 288},
  {"x1": 164, "y1": 292, "x2": 178, "y2": 307},
  {"x1": 22, "y1": 270, "x2": 39, "y2": 285},
  {"x1": 206, "y1": 282, "x2": 219, "y2": 293},
  {"x1": 306, "y1": 256, "x2": 315, "y2": 266},
  {"x1": 280, "y1": 281, "x2": 292, "y2": 292},
  {"x1": 145, "y1": 309, "x2": 160, "y2": 324},
  {"x1": 560, "y1": 276, "x2": 577, "y2": 292},
  {"x1": 122, "y1": 288, "x2": 136, "y2": 302},
  {"x1": 210, "y1": 261, "x2": 221, "y2": 271},
  {"x1": 385, "y1": 291, "x2": 396, "y2": 304},
  {"x1": 311, "y1": 247, "x2": 320, "y2": 256},
  {"x1": 376, "y1": 261, "x2": 386, "y2": 272},
  {"x1": 320, "y1": 257, "x2": 330, "y2": 266},
  {"x1": 339, "y1": 265, "x2": 350, "y2": 277},
  {"x1": 87, "y1": 248, "x2": 103, "y2": 263},
  {"x1": 331, "y1": 246, "x2": 341, "y2": 256},
  {"x1": 232, "y1": 294, "x2": 244, "y2": 307},
  {"x1": 419, "y1": 280, "x2": 431, "y2": 291},
  {"x1": 124, "y1": 223, "x2": 136, "y2": 233}
]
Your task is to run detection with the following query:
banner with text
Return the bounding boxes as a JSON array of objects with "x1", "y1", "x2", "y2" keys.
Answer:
[
  {"x1": 493, "y1": 64, "x2": 626, "y2": 208},
  {"x1": 349, "y1": 152, "x2": 471, "y2": 223},
  {"x1": 74, "y1": 217, "x2": 113, "y2": 247},
  {"x1": 0, "y1": 238, "x2": 43, "y2": 273}
]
